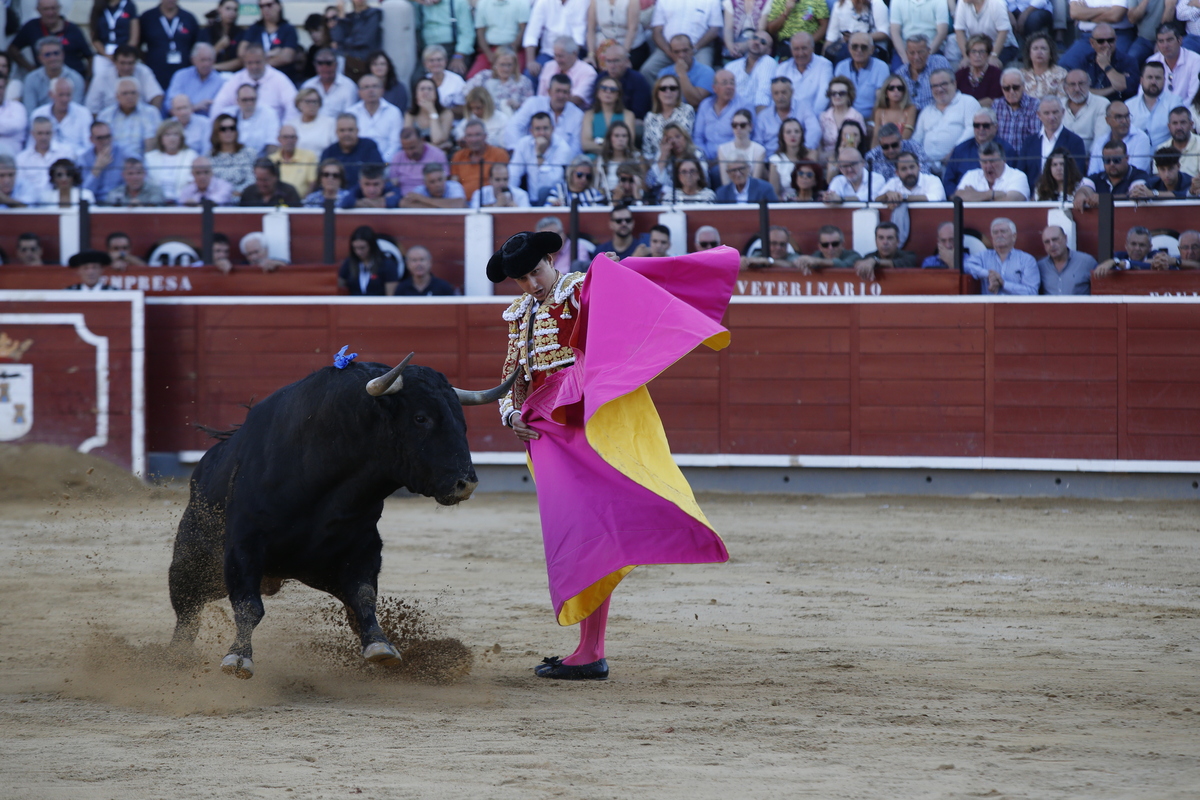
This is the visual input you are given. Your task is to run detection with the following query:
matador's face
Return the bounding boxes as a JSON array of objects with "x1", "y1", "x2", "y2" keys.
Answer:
[{"x1": 515, "y1": 259, "x2": 558, "y2": 303}]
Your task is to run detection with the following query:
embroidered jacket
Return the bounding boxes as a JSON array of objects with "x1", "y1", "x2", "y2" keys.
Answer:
[{"x1": 498, "y1": 271, "x2": 585, "y2": 425}]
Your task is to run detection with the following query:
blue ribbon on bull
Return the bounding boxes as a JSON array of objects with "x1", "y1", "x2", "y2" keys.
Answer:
[{"x1": 333, "y1": 345, "x2": 358, "y2": 369}]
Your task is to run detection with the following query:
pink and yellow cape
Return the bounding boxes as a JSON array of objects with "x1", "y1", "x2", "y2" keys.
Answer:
[{"x1": 520, "y1": 246, "x2": 740, "y2": 625}]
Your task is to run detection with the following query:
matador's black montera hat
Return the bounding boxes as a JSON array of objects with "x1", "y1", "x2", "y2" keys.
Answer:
[{"x1": 486, "y1": 231, "x2": 562, "y2": 283}]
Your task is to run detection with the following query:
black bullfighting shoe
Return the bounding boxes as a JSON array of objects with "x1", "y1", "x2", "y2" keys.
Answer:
[{"x1": 534, "y1": 656, "x2": 609, "y2": 680}]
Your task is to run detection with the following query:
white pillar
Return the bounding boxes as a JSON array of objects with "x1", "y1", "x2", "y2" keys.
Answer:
[
  {"x1": 852, "y1": 207, "x2": 880, "y2": 257},
  {"x1": 657, "y1": 210, "x2": 687, "y2": 255},
  {"x1": 1047, "y1": 207, "x2": 1075, "y2": 250},
  {"x1": 381, "y1": 0, "x2": 418, "y2": 86},
  {"x1": 59, "y1": 207, "x2": 80, "y2": 265},
  {"x1": 262, "y1": 210, "x2": 290, "y2": 263},
  {"x1": 464, "y1": 213, "x2": 495, "y2": 296}
]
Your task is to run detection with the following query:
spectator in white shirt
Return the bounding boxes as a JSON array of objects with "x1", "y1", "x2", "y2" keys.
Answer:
[
  {"x1": 823, "y1": 146, "x2": 888, "y2": 201},
  {"x1": 15, "y1": 117, "x2": 74, "y2": 203},
  {"x1": 85, "y1": 44, "x2": 164, "y2": 115},
  {"x1": 470, "y1": 161, "x2": 532, "y2": 207},
  {"x1": 876, "y1": 150, "x2": 947, "y2": 200},
  {"x1": 348, "y1": 73, "x2": 403, "y2": 163},
  {"x1": 32, "y1": 77, "x2": 91, "y2": 158},
  {"x1": 1146, "y1": 23, "x2": 1200, "y2": 108},
  {"x1": 508, "y1": 110, "x2": 575, "y2": 204},
  {"x1": 773, "y1": 32, "x2": 834, "y2": 115},
  {"x1": 913, "y1": 68, "x2": 982, "y2": 171},
  {"x1": 1062, "y1": 68, "x2": 1111, "y2": 151},
  {"x1": 725, "y1": 30, "x2": 777, "y2": 109},
  {"x1": 232, "y1": 83, "x2": 281, "y2": 157},
  {"x1": 209, "y1": 44, "x2": 297, "y2": 121},
  {"x1": 640, "y1": 0, "x2": 723, "y2": 82},
  {"x1": 0, "y1": 71, "x2": 28, "y2": 156},
  {"x1": 524, "y1": 0, "x2": 590, "y2": 79},
  {"x1": 300, "y1": 48, "x2": 359, "y2": 118},
  {"x1": 954, "y1": 140, "x2": 1031, "y2": 199}
]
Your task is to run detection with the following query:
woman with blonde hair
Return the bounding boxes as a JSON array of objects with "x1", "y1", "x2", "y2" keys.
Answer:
[
  {"x1": 290, "y1": 87, "x2": 337, "y2": 153},
  {"x1": 144, "y1": 119, "x2": 198, "y2": 204},
  {"x1": 453, "y1": 86, "x2": 510, "y2": 148},
  {"x1": 582, "y1": 75, "x2": 629, "y2": 154},
  {"x1": 463, "y1": 46, "x2": 534, "y2": 114},
  {"x1": 870, "y1": 76, "x2": 916, "y2": 146},
  {"x1": 642, "y1": 74, "x2": 696, "y2": 162},
  {"x1": 818, "y1": 76, "x2": 863, "y2": 158}
]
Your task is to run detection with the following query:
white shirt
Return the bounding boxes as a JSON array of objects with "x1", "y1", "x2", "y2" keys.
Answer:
[
  {"x1": 725, "y1": 54, "x2": 777, "y2": 110},
  {"x1": 651, "y1": 0, "x2": 723, "y2": 44},
  {"x1": 301, "y1": 73, "x2": 360, "y2": 118},
  {"x1": 954, "y1": 0, "x2": 1012, "y2": 37},
  {"x1": 1146, "y1": 49, "x2": 1200, "y2": 108},
  {"x1": 211, "y1": 65, "x2": 298, "y2": 122},
  {"x1": 913, "y1": 91, "x2": 982, "y2": 165},
  {"x1": 143, "y1": 147, "x2": 198, "y2": 203},
  {"x1": 522, "y1": 0, "x2": 590, "y2": 57},
  {"x1": 0, "y1": 99, "x2": 28, "y2": 156},
  {"x1": 956, "y1": 164, "x2": 1030, "y2": 198},
  {"x1": 1074, "y1": 0, "x2": 1132, "y2": 32},
  {"x1": 349, "y1": 99, "x2": 403, "y2": 163},
  {"x1": 773, "y1": 55, "x2": 834, "y2": 115},
  {"x1": 1063, "y1": 93, "x2": 1110, "y2": 152},
  {"x1": 1039, "y1": 124, "x2": 1064, "y2": 161},
  {"x1": 827, "y1": 0, "x2": 890, "y2": 42},
  {"x1": 291, "y1": 114, "x2": 338, "y2": 155},
  {"x1": 828, "y1": 170, "x2": 889, "y2": 200},
  {"x1": 469, "y1": 184, "x2": 532, "y2": 207},
  {"x1": 430, "y1": 70, "x2": 467, "y2": 108},
  {"x1": 236, "y1": 105, "x2": 281, "y2": 156},
  {"x1": 84, "y1": 62, "x2": 164, "y2": 115},
  {"x1": 879, "y1": 171, "x2": 947, "y2": 200},
  {"x1": 35, "y1": 185, "x2": 96, "y2": 207},
  {"x1": 14, "y1": 143, "x2": 75, "y2": 203},
  {"x1": 31, "y1": 101, "x2": 92, "y2": 158}
]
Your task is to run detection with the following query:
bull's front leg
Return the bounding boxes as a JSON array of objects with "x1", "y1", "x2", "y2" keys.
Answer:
[
  {"x1": 345, "y1": 581, "x2": 402, "y2": 667},
  {"x1": 221, "y1": 535, "x2": 266, "y2": 679}
]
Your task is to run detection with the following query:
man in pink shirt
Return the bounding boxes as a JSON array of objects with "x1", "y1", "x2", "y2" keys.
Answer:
[
  {"x1": 387, "y1": 126, "x2": 449, "y2": 195},
  {"x1": 536, "y1": 36, "x2": 596, "y2": 109}
]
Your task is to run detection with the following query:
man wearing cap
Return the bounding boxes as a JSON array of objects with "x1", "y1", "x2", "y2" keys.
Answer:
[
  {"x1": 66, "y1": 251, "x2": 117, "y2": 290},
  {"x1": 489, "y1": 230, "x2": 734, "y2": 683}
]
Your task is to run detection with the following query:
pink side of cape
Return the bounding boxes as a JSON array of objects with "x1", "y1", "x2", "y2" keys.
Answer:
[{"x1": 521, "y1": 247, "x2": 740, "y2": 620}]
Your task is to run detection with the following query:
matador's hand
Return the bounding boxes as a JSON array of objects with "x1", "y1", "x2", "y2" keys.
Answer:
[{"x1": 511, "y1": 416, "x2": 541, "y2": 441}]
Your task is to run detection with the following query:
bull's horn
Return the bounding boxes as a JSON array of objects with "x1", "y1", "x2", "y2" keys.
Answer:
[
  {"x1": 454, "y1": 370, "x2": 519, "y2": 406},
  {"x1": 365, "y1": 352, "x2": 415, "y2": 397}
]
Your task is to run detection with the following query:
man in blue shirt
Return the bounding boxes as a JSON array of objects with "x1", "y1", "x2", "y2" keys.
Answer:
[
  {"x1": 320, "y1": 113, "x2": 384, "y2": 185},
  {"x1": 594, "y1": 205, "x2": 651, "y2": 259},
  {"x1": 140, "y1": 0, "x2": 202, "y2": 90},
  {"x1": 752, "y1": 76, "x2": 823, "y2": 156},
  {"x1": 79, "y1": 121, "x2": 127, "y2": 199},
  {"x1": 505, "y1": 74, "x2": 584, "y2": 155},
  {"x1": 1037, "y1": 225, "x2": 1099, "y2": 295},
  {"x1": 658, "y1": 34, "x2": 714, "y2": 108},
  {"x1": 834, "y1": 33, "x2": 890, "y2": 117},
  {"x1": 165, "y1": 42, "x2": 227, "y2": 116},
  {"x1": 964, "y1": 217, "x2": 1040, "y2": 295},
  {"x1": 692, "y1": 70, "x2": 749, "y2": 162}
]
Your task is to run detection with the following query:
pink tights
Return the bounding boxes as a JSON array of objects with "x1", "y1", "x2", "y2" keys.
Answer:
[{"x1": 561, "y1": 596, "x2": 610, "y2": 665}]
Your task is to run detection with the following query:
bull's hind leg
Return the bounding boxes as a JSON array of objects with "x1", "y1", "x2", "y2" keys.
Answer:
[
  {"x1": 169, "y1": 502, "x2": 228, "y2": 651},
  {"x1": 220, "y1": 531, "x2": 267, "y2": 679}
]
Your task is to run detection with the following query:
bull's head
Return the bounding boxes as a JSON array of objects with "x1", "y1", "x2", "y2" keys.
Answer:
[
  {"x1": 365, "y1": 352, "x2": 518, "y2": 404},
  {"x1": 365, "y1": 353, "x2": 518, "y2": 505}
]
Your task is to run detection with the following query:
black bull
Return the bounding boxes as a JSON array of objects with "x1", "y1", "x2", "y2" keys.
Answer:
[{"x1": 167, "y1": 356, "x2": 514, "y2": 678}]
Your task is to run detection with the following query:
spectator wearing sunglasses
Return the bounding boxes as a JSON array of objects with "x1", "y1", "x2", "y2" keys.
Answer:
[
  {"x1": 1074, "y1": 138, "x2": 1150, "y2": 207},
  {"x1": 300, "y1": 48, "x2": 358, "y2": 118},
  {"x1": 794, "y1": 224, "x2": 861, "y2": 273},
  {"x1": 833, "y1": 33, "x2": 891, "y2": 118},
  {"x1": 724, "y1": 30, "x2": 776, "y2": 109},
  {"x1": 595, "y1": 204, "x2": 651, "y2": 259},
  {"x1": 1060, "y1": 23, "x2": 1137, "y2": 99},
  {"x1": 863, "y1": 122, "x2": 932, "y2": 179},
  {"x1": 545, "y1": 154, "x2": 606, "y2": 206},
  {"x1": 994, "y1": 68, "x2": 1041, "y2": 149},
  {"x1": 1087, "y1": 100, "x2": 1152, "y2": 173},
  {"x1": 692, "y1": 225, "x2": 722, "y2": 252}
]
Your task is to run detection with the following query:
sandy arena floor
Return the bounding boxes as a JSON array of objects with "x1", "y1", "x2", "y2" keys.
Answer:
[{"x1": 0, "y1": 449, "x2": 1197, "y2": 799}]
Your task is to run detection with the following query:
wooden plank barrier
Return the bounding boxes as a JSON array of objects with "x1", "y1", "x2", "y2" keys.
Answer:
[
  {"x1": 141, "y1": 298, "x2": 1200, "y2": 465},
  {"x1": 0, "y1": 293, "x2": 142, "y2": 473}
]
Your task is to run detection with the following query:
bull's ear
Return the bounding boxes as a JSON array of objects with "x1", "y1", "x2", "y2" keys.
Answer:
[
  {"x1": 453, "y1": 370, "x2": 519, "y2": 406},
  {"x1": 365, "y1": 352, "x2": 415, "y2": 397}
]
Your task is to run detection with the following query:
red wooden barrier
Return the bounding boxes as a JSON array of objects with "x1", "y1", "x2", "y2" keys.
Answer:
[
  {"x1": 141, "y1": 297, "x2": 1200, "y2": 465},
  {"x1": 0, "y1": 293, "x2": 141, "y2": 472}
]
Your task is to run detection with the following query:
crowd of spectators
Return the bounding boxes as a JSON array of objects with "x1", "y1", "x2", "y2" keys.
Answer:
[{"x1": 3, "y1": 0, "x2": 1200, "y2": 212}]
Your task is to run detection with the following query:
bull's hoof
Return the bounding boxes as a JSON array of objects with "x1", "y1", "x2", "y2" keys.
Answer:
[
  {"x1": 220, "y1": 653, "x2": 254, "y2": 679},
  {"x1": 363, "y1": 641, "x2": 402, "y2": 667}
]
